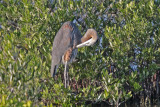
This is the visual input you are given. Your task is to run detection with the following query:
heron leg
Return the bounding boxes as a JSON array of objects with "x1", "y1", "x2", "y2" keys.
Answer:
[{"x1": 64, "y1": 61, "x2": 68, "y2": 88}]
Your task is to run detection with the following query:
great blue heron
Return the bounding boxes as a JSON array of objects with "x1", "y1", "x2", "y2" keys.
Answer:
[{"x1": 51, "y1": 21, "x2": 98, "y2": 88}]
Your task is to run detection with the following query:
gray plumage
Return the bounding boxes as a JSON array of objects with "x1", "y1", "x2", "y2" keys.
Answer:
[{"x1": 51, "y1": 21, "x2": 98, "y2": 88}]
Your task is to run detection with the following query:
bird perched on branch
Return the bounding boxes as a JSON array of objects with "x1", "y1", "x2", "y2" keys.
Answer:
[{"x1": 51, "y1": 21, "x2": 98, "y2": 88}]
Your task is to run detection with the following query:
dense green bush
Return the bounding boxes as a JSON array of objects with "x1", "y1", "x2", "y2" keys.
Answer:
[{"x1": 0, "y1": 0, "x2": 160, "y2": 106}]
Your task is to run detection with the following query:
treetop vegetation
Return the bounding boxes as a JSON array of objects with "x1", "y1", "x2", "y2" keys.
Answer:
[{"x1": 0, "y1": 0, "x2": 160, "y2": 106}]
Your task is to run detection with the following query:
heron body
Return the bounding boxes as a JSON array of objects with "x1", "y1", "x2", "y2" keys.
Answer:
[{"x1": 51, "y1": 21, "x2": 98, "y2": 88}]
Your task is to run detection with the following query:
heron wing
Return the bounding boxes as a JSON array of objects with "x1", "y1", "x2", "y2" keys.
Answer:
[
  {"x1": 52, "y1": 25, "x2": 73, "y2": 64},
  {"x1": 51, "y1": 22, "x2": 81, "y2": 77}
]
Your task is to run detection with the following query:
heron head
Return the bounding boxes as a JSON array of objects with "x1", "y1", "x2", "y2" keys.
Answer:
[{"x1": 76, "y1": 29, "x2": 98, "y2": 48}]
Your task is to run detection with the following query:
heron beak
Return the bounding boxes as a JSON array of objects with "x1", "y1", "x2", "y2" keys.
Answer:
[{"x1": 76, "y1": 39, "x2": 93, "y2": 48}]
